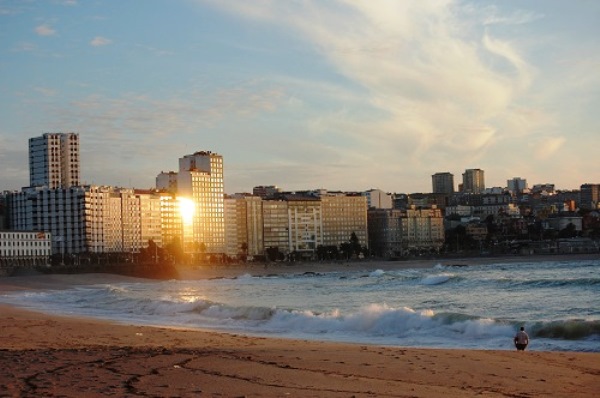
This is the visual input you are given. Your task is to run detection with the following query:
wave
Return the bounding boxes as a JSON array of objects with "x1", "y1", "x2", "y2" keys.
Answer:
[
  {"x1": 420, "y1": 273, "x2": 454, "y2": 285},
  {"x1": 495, "y1": 277, "x2": 600, "y2": 289},
  {"x1": 531, "y1": 320, "x2": 600, "y2": 340}
]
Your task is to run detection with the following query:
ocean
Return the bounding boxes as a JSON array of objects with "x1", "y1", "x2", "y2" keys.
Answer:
[{"x1": 2, "y1": 258, "x2": 599, "y2": 352}]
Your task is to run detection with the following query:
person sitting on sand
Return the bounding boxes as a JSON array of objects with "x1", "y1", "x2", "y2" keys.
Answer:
[{"x1": 514, "y1": 326, "x2": 529, "y2": 351}]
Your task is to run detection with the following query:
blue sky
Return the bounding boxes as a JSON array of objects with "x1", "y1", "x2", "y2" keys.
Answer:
[{"x1": 1, "y1": 0, "x2": 598, "y2": 194}]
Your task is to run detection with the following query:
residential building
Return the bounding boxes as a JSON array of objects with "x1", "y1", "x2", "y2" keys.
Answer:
[
  {"x1": 7, "y1": 186, "x2": 162, "y2": 255},
  {"x1": 462, "y1": 168, "x2": 485, "y2": 194},
  {"x1": 367, "y1": 209, "x2": 404, "y2": 258},
  {"x1": 177, "y1": 151, "x2": 225, "y2": 255},
  {"x1": 363, "y1": 189, "x2": 392, "y2": 209},
  {"x1": 403, "y1": 205, "x2": 445, "y2": 254},
  {"x1": 29, "y1": 133, "x2": 80, "y2": 189},
  {"x1": 432, "y1": 172, "x2": 454, "y2": 194},
  {"x1": 320, "y1": 192, "x2": 368, "y2": 250},
  {"x1": 368, "y1": 206, "x2": 444, "y2": 258},
  {"x1": 224, "y1": 195, "x2": 249, "y2": 259},
  {"x1": 7, "y1": 186, "x2": 88, "y2": 254},
  {"x1": 286, "y1": 194, "x2": 322, "y2": 255},
  {"x1": 262, "y1": 199, "x2": 289, "y2": 256}
]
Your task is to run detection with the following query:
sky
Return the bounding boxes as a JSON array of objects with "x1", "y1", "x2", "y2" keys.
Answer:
[{"x1": 0, "y1": 0, "x2": 598, "y2": 195}]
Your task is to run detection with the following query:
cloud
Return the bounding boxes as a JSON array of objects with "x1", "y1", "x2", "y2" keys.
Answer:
[
  {"x1": 35, "y1": 24, "x2": 56, "y2": 36},
  {"x1": 90, "y1": 36, "x2": 112, "y2": 46},
  {"x1": 195, "y1": 0, "x2": 564, "y2": 191},
  {"x1": 533, "y1": 136, "x2": 566, "y2": 160}
]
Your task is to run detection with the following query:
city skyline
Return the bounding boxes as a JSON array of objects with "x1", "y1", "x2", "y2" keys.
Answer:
[{"x1": 1, "y1": 1, "x2": 599, "y2": 194}]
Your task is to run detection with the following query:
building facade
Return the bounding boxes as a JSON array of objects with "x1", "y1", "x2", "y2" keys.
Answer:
[
  {"x1": 462, "y1": 169, "x2": 485, "y2": 194},
  {"x1": 320, "y1": 192, "x2": 368, "y2": 249},
  {"x1": 507, "y1": 177, "x2": 528, "y2": 195},
  {"x1": 367, "y1": 209, "x2": 404, "y2": 258},
  {"x1": 0, "y1": 230, "x2": 52, "y2": 272},
  {"x1": 177, "y1": 151, "x2": 225, "y2": 255},
  {"x1": 368, "y1": 206, "x2": 444, "y2": 258},
  {"x1": 7, "y1": 186, "x2": 162, "y2": 255},
  {"x1": 432, "y1": 172, "x2": 454, "y2": 194},
  {"x1": 363, "y1": 189, "x2": 393, "y2": 209},
  {"x1": 29, "y1": 133, "x2": 80, "y2": 189}
]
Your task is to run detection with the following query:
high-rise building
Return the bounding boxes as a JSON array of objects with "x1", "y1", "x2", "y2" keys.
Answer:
[
  {"x1": 177, "y1": 151, "x2": 225, "y2": 255},
  {"x1": 29, "y1": 133, "x2": 80, "y2": 189},
  {"x1": 462, "y1": 169, "x2": 485, "y2": 194},
  {"x1": 507, "y1": 177, "x2": 528, "y2": 195},
  {"x1": 432, "y1": 172, "x2": 454, "y2": 194}
]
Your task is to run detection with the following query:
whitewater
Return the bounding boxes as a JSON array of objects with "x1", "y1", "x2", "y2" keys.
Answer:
[{"x1": 1, "y1": 258, "x2": 599, "y2": 352}]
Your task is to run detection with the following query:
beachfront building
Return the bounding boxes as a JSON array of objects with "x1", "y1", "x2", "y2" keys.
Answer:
[
  {"x1": 367, "y1": 209, "x2": 404, "y2": 258},
  {"x1": 176, "y1": 151, "x2": 225, "y2": 256},
  {"x1": 0, "y1": 230, "x2": 52, "y2": 273},
  {"x1": 224, "y1": 195, "x2": 264, "y2": 260},
  {"x1": 6, "y1": 186, "x2": 163, "y2": 255},
  {"x1": 286, "y1": 194, "x2": 322, "y2": 256},
  {"x1": 262, "y1": 199, "x2": 289, "y2": 258},
  {"x1": 320, "y1": 192, "x2": 368, "y2": 250},
  {"x1": 29, "y1": 133, "x2": 80, "y2": 189}
]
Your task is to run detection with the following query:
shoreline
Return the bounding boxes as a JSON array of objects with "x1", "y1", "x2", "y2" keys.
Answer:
[
  {"x1": 1, "y1": 256, "x2": 599, "y2": 396},
  {"x1": 1, "y1": 304, "x2": 599, "y2": 397}
]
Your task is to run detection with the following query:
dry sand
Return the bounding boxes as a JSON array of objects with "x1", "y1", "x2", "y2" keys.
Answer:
[{"x1": 1, "y1": 256, "x2": 599, "y2": 397}]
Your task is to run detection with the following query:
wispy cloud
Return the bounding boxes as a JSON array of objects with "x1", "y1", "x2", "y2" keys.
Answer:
[
  {"x1": 204, "y1": 1, "x2": 543, "y2": 164},
  {"x1": 90, "y1": 36, "x2": 112, "y2": 46},
  {"x1": 35, "y1": 24, "x2": 56, "y2": 36}
]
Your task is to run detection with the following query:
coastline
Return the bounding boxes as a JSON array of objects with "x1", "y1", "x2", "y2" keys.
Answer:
[
  {"x1": 1, "y1": 304, "x2": 599, "y2": 397},
  {"x1": 1, "y1": 254, "x2": 599, "y2": 396}
]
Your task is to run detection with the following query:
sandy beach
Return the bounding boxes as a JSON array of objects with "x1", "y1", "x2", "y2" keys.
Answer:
[{"x1": 1, "y1": 256, "x2": 599, "y2": 397}]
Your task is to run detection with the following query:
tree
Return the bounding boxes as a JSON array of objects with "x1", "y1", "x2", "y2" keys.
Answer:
[{"x1": 350, "y1": 232, "x2": 362, "y2": 257}]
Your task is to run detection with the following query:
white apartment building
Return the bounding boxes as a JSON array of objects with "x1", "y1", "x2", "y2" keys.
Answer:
[
  {"x1": 287, "y1": 196, "x2": 322, "y2": 254},
  {"x1": 363, "y1": 189, "x2": 393, "y2": 209},
  {"x1": 29, "y1": 133, "x2": 80, "y2": 189},
  {"x1": 0, "y1": 230, "x2": 52, "y2": 271}
]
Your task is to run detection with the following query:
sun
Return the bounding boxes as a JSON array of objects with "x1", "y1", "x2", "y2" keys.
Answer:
[{"x1": 178, "y1": 197, "x2": 195, "y2": 225}]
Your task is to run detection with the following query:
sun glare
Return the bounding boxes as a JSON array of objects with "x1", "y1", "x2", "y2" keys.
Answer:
[{"x1": 178, "y1": 197, "x2": 195, "y2": 225}]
